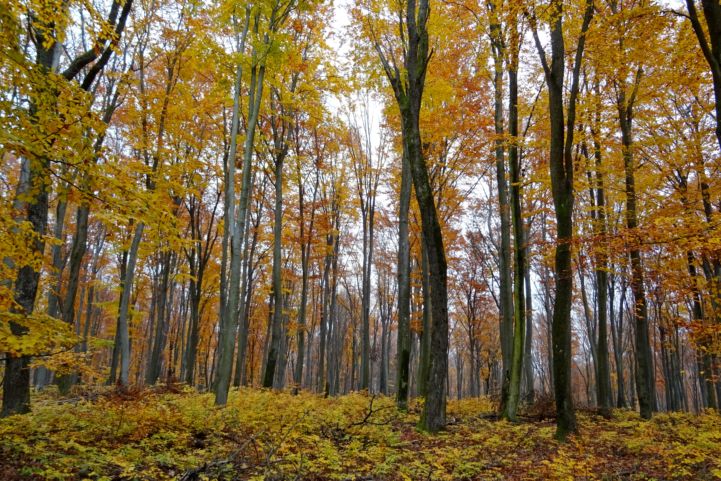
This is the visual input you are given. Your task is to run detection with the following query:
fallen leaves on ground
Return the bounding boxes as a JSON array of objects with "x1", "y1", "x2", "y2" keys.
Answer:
[{"x1": 1, "y1": 387, "x2": 720, "y2": 480}]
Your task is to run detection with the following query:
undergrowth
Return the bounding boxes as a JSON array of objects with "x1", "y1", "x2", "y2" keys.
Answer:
[{"x1": 1, "y1": 386, "x2": 720, "y2": 480}]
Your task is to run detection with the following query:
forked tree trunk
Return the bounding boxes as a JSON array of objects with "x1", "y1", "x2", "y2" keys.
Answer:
[
  {"x1": 529, "y1": 0, "x2": 594, "y2": 439},
  {"x1": 503, "y1": 16, "x2": 526, "y2": 421}
]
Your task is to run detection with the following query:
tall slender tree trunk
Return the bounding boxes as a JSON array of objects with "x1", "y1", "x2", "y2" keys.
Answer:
[
  {"x1": 317, "y1": 237, "x2": 332, "y2": 392},
  {"x1": 326, "y1": 214, "x2": 341, "y2": 395},
  {"x1": 147, "y1": 251, "x2": 172, "y2": 384},
  {"x1": 503, "y1": 20, "x2": 525, "y2": 421},
  {"x1": 293, "y1": 172, "x2": 316, "y2": 390},
  {"x1": 361, "y1": 213, "x2": 371, "y2": 391},
  {"x1": 405, "y1": 100, "x2": 449, "y2": 434},
  {"x1": 45, "y1": 194, "x2": 67, "y2": 392},
  {"x1": 610, "y1": 275, "x2": 628, "y2": 407},
  {"x1": 396, "y1": 150, "x2": 412, "y2": 409},
  {"x1": 523, "y1": 247, "x2": 534, "y2": 401},
  {"x1": 530, "y1": 0, "x2": 594, "y2": 439},
  {"x1": 56, "y1": 202, "x2": 90, "y2": 394},
  {"x1": 374, "y1": 0, "x2": 447, "y2": 433},
  {"x1": 216, "y1": 9, "x2": 260, "y2": 405},
  {"x1": 488, "y1": 4, "x2": 514, "y2": 409},
  {"x1": 263, "y1": 149, "x2": 287, "y2": 388},
  {"x1": 419, "y1": 247, "x2": 432, "y2": 396},
  {"x1": 617, "y1": 85, "x2": 655, "y2": 419},
  {"x1": 235, "y1": 177, "x2": 264, "y2": 387},
  {"x1": 589, "y1": 94, "x2": 612, "y2": 415}
]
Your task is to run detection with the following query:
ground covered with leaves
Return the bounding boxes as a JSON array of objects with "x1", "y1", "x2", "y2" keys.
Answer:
[{"x1": 1, "y1": 387, "x2": 720, "y2": 480}]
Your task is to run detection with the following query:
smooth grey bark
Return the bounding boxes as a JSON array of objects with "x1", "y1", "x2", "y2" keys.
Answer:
[
  {"x1": 146, "y1": 249, "x2": 176, "y2": 384},
  {"x1": 455, "y1": 346, "x2": 464, "y2": 399},
  {"x1": 378, "y1": 270, "x2": 394, "y2": 395},
  {"x1": 215, "y1": 8, "x2": 257, "y2": 405},
  {"x1": 108, "y1": 249, "x2": 127, "y2": 385},
  {"x1": 523, "y1": 240, "x2": 534, "y2": 400},
  {"x1": 116, "y1": 222, "x2": 143, "y2": 386},
  {"x1": 502, "y1": 17, "x2": 525, "y2": 421},
  {"x1": 325, "y1": 202, "x2": 341, "y2": 395},
  {"x1": 273, "y1": 286, "x2": 292, "y2": 389},
  {"x1": 217, "y1": 1, "x2": 291, "y2": 402},
  {"x1": 54, "y1": 200, "x2": 87, "y2": 394},
  {"x1": 42, "y1": 191, "x2": 67, "y2": 392},
  {"x1": 47, "y1": 191, "x2": 68, "y2": 325},
  {"x1": 487, "y1": 1, "x2": 514, "y2": 407},
  {"x1": 529, "y1": 0, "x2": 594, "y2": 439},
  {"x1": 234, "y1": 176, "x2": 265, "y2": 387}
]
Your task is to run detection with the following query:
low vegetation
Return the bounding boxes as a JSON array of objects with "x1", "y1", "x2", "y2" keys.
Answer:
[{"x1": 2, "y1": 388, "x2": 720, "y2": 480}]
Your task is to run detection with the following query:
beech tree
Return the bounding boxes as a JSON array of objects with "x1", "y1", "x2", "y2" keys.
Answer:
[
  {"x1": 1, "y1": 0, "x2": 133, "y2": 415},
  {"x1": 528, "y1": 0, "x2": 595, "y2": 439}
]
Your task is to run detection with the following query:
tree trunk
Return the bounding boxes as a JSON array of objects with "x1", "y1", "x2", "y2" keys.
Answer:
[
  {"x1": 488, "y1": 5, "x2": 514, "y2": 409},
  {"x1": 418, "y1": 247, "x2": 432, "y2": 396},
  {"x1": 530, "y1": 0, "x2": 594, "y2": 439},
  {"x1": 406, "y1": 107, "x2": 449, "y2": 434},
  {"x1": 3, "y1": 20, "x2": 59, "y2": 416},
  {"x1": 523, "y1": 256, "x2": 534, "y2": 401},
  {"x1": 326, "y1": 219, "x2": 341, "y2": 395},
  {"x1": 147, "y1": 251, "x2": 172, "y2": 384},
  {"x1": 215, "y1": 9, "x2": 257, "y2": 405},
  {"x1": 618, "y1": 86, "x2": 654, "y2": 419},
  {"x1": 263, "y1": 147, "x2": 287, "y2": 388},
  {"x1": 54, "y1": 201, "x2": 91, "y2": 394},
  {"x1": 589, "y1": 96, "x2": 612, "y2": 415},
  {"x1": 374, "y1": 0, "x2": 447, "y2": 432},
  {"x1": 317, "y1": 238, "x2": 332, "y2": 392},
  {"x1": 503, "y1": 22, "x2": 525, "y2": 421},
  {"x1": 610, "y1": 275, "x2": 628, "y2": 408},
  {"x1": 396, "y1": 149, "x2": 412, "y2": 409}
]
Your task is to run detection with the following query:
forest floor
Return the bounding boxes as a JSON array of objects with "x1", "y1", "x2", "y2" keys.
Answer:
[{"x1": 1, "y1": 386, "x2": 720, "y2": 481}]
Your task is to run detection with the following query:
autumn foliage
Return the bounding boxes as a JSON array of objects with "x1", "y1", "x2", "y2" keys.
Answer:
[{"x1": 2, "y1": 0, "x2": 721, "y2": 476}]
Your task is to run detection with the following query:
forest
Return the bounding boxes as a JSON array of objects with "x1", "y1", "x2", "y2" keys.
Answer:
[{"x1": 1, "y1": 0, "x2": 721, "y2": 478}]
